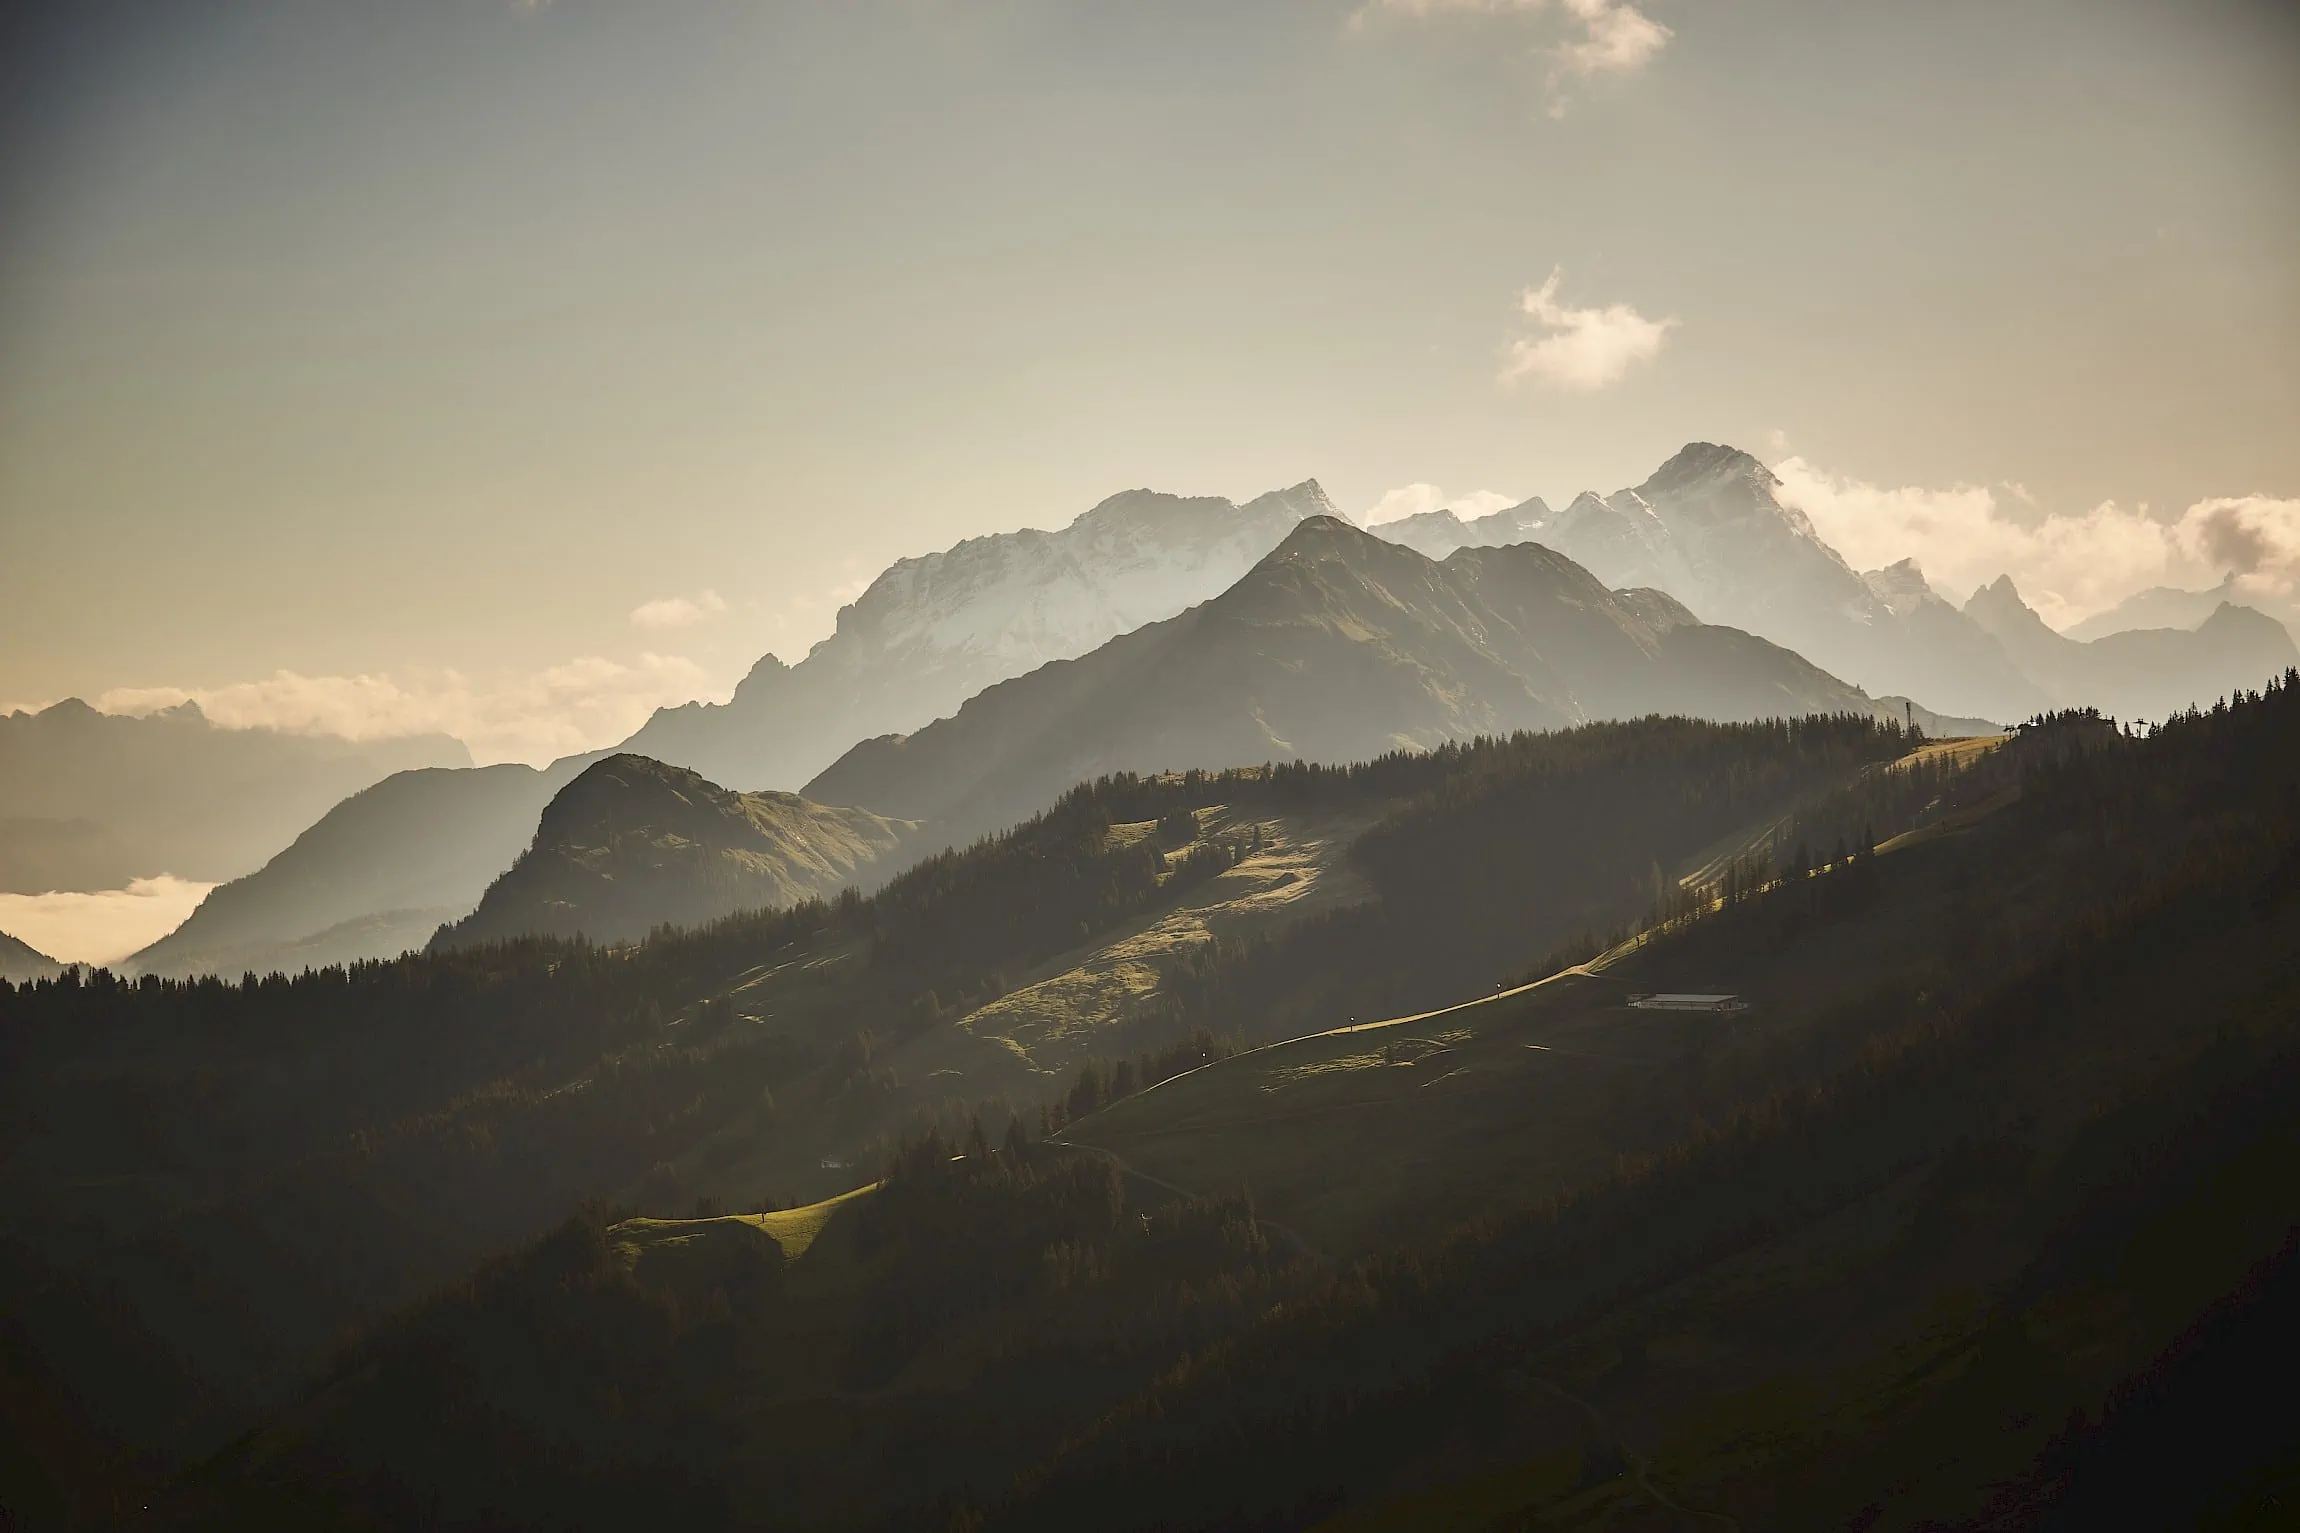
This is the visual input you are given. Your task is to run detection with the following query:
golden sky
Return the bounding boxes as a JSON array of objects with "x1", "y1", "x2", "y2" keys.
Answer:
[{"x1": 4, "y1": 0, "x2": 2296, "y2": 761}]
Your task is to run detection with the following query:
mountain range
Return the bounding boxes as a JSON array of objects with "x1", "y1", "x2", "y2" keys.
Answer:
[
  {"x1": 0, "y1": 700, "x2": 466, "y2": 895},
  {"x1": 802, "y1": 515, "x2": 1954, "y2": 843},
  {"x1": 619, "y1": 481, "x2": 1338, "y2": 790},
  {"x1": 1372, "y1": 443, "x2": 2296, "y2": 727},
  {"x1": 2065, "y1": 573, "x2": 2300, "y2": 641},
  {"x1": 119, "y1": 484, "x2": 1336, "y2": 975},
  {"x1": 99, "y1": 441, "x2": 2297, "y2": 976},
  {"x1": 1375, "y1": 445, "x2": 2051, "y2": 721},
  {"x1": 1966, "y1": 577, "x2": 2300, "y2": 720},
  {"x1": 429, "y1": 755, "x2": 914, "y2": 951}
]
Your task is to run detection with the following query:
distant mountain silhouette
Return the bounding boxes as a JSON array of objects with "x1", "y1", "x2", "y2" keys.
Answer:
[
  {"x1": 617, "y1": 482, "x2": 1338, "y2": 790},
  {"x1": 1965, "y1": 576, "x2": 2300, "y2": 720},
  {"x1": 0, "y1": 700, "x2": 466, "y2": 895},
  {"x1": 429, "y1": 755, "x2": 915, "y2": 951},
  {"x1": 0, "y1": 927, "x2": 62, "y2": 983},
  {"x1": 803, "y1": 516, "x2": 1945, "y2": 842},
  {"x1": 2064, "y1": 576, "x2": 2247, "y2": 642},
  {"x1": 127, "y1": 755, "x2": 608, "y2": 978}
]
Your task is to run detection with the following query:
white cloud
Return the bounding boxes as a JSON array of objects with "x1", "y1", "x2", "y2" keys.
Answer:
[
  {"x1": 1771, "y1": 457, "x2": 2300, "y2": 632},
  {"x1": 1362, "y1": 484, "x2": 1519, "y2": 526},
  {"x1": 2173, "y1": 496, "x2": 2300, "y2": 613},
  {"x1": 1501, "y1": 268, "x2": 1676, "y2": 391},
  {"x1": 0, "y1": 875, "x2": 216, "y2": 967},
  {"x1": 1551, "y1": 0, "x2": 1672, "y2": 81},
  {"x1": 629, "y1": 589, "x2": 728, "y2": 630},
  {"x1": 96, "y1": 653, "x2": 723, "y2": 768},
  {"x1": 1356, "y1": 0, "x2": 1671, "y2": 110}
]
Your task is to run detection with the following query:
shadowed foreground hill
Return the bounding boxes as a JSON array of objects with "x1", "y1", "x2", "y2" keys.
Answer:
[
  {"x1": 149, "y1": 679, "x2": 2300, "y2": 1531},
  {"x1": 0, "y1": 714, "x2": 1916, "y2": 1503},
  {"x1": 804, "y1": 516, "x2": 1945, "y2": 841},
  {"x1": 429, "y1": 754, "x2": 916, "y2": 950}
]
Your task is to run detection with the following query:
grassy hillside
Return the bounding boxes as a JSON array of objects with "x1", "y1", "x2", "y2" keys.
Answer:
[
  {"x1": 1059, "y1": 733, "x2": 2033, "y2": 1253},
  {"x1": 127, "y1": 676, "x2": 2300, "y2": 1531},
  {"x1": 429, "y1": 754, "x2": 917, "y2": 950}
]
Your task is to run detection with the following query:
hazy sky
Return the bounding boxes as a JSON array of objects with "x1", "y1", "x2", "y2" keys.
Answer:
[{"x1": 5, "y1": 0, "x2": 2296, "y2": 763}]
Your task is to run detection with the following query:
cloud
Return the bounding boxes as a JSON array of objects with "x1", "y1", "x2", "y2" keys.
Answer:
[
  {"x1": 1551, "y1": 0, "x2": 1672, "y2": 82},
  {"x1": 1770, "y1": 457, "x2": 2300, "y2": 631},
  {"x1": 1500, "y1": 269, "x2": 1676, "y2": 391},
  {"x1": 629, "y1": 590, "x2": 728, "y2": 630},
  {"x1": 96, "y1": 653, "x2": 723, "y2": 768},
  {"x1": 1356, "y1": 0, "x2": 1671, "y2": 110},
  {"x1": 0, "y1": 875, "x2": 216, "y2": 967},
  {"x1": 1361, "y1": 484, "x2": 1519, "y2": 526}
]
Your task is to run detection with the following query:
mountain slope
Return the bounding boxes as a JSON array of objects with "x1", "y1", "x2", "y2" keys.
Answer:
[
  {"x1": 618, "y1": 481, "x2": 1337, "y2": 790},
  {"x1": 0, "y1": 928, "x2": 62, "y2": 983},
  {"x1": 802, "y1": 516, "x2": 1914, "y2": 839},
  {"x1": 0, "y1": 700, "x2": 467, "y2": 894},
  {"x1": 1966, "y1": 576, "x2": 2299, "y2": 720},
  {"x1": 126, "y1": 755, "x2": 607, "y2": 978},
  {"x1": 430, "y1": 755, "x2": 915, "y2": 950}
]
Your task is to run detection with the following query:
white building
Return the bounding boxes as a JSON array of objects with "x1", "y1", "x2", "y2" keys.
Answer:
[{"x1": 1628, "y1": 993, "x2": 1750, "y2": 1014}]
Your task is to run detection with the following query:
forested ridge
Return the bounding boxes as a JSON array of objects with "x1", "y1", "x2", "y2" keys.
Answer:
[
  {"x1": 98, "y1": 680, "x2": 2300, "y2": 1533},
  {"x1": 16, "y1": 692, "x2": 2300, "y2": 1529}
]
